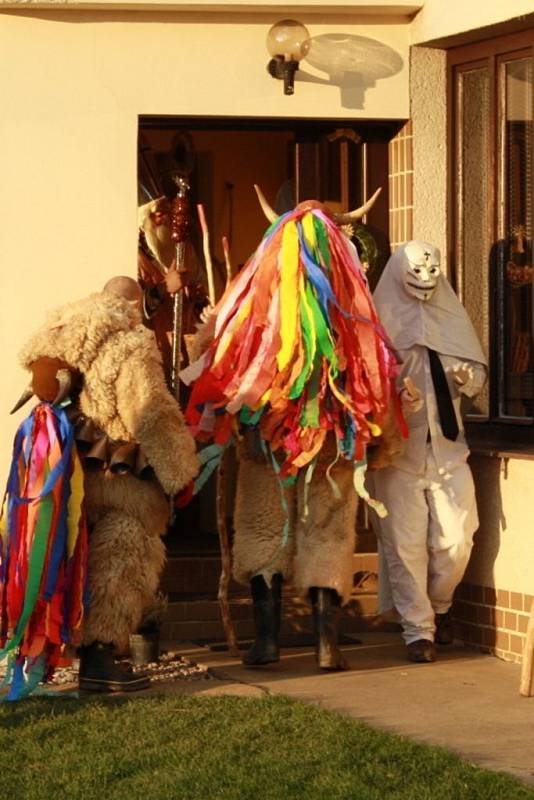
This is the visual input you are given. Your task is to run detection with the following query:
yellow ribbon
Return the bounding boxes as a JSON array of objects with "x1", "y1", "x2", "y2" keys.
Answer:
[
  {"x1": 302, "y1": 213, "x2": 317, "y2": 252},
  {"x1": 277, "y1": 221, "x2": 299, "y2": 371},
  {"x1": 67, "y1": 449, "x2": 84, "y2": 558},
  {"x1": 213, "y1": 296, "x2": 253, "y2": 367}
]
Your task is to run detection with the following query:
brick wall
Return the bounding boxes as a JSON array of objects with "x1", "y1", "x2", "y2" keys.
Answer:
[{"x1": 453, "y1": 582, "x2": 533, "y2": 664}]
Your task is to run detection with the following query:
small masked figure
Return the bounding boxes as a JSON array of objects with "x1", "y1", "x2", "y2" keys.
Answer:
[{"x1": 370, "y1": 241, "x2": 487, "y2": 663}]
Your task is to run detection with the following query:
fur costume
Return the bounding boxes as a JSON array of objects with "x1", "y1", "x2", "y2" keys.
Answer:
[
  {"x1": 232, "y1": 439, "x2": 358, "y2": 604},
  {"x1": 182, "y1": 190, "x2": 405, "y2": 671},
  {"x1": 18, "y1": 290, "x2": 199, "y2": 651},
  {"x1": 183, "y1": 195, "x2": 405, "y2": 605}
]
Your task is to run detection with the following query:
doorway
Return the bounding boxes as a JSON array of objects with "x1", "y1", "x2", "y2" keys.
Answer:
[{"x1": 138, "y1": 116, "x2": 400, "y2": 559}]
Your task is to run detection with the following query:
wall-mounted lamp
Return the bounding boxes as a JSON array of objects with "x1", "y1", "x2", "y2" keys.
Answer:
[{"x1": 266, "y1": 19, "x2": 311, "y2": 96}]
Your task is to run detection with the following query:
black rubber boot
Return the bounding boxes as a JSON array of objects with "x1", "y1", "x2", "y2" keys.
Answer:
[
  {"x1": 243, "y1": 573, "x2": 282, "y2": 666},
  {"x1": 310, "y1": 587, "x2": 350, "y2": 672},
  {"x1": 78, "y1": 641, "x2": 150, "y2": 693}
]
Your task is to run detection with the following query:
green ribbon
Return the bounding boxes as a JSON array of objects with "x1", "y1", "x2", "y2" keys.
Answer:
[
  {"x1": 290, "y1": 293, "x2": 316, "y2": 400},
  {"x1": 300, "y1": 357, "x2": 321, "y2": 428},
  {"x1": 313, "y1": 216, "x2": 331, "y2": 271},
  {"x1": 305, "y1": 283, "x2": 335, "y2": 365},
  {"x1": 0, "y1": 493, "x2": 54, "y2": 661}
]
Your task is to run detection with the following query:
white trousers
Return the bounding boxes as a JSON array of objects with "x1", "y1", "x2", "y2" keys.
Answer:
[{"x1": 370, "y1": 448, "x2": 478, "y2": 644}]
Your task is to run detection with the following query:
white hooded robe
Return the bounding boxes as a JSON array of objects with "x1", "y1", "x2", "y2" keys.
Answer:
[{"x1": 370, "y1": 242, "x2": 488, "y2": 644}]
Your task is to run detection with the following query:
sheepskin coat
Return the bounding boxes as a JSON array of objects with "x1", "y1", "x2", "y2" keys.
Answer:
[
  {"x1": 19, "y1": 291, "x2": 200, "y2": 649},
  {"x1": 190, "y1": 318, "x2": 399, "y2": 605},
  {"x1": 232, "y1": 438, "x2": 358, "y2": 605}
]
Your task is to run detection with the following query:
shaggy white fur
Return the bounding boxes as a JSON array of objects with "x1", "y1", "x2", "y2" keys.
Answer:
[
  {"x1": 232, "y1": 440, "x2": 358, "y2": 605},
  {"x1": 294, "y1": 460, "x2": 358, "y2": 604},
  {"x1": 19, "y1": 291, "x2": 200, "y2": 648},
  {"x1": 233, "y1": 453, "x2": 296, "y2": 586},
  {"x1": 187, "y1": 314, "x2": 216, "y2": 365}
]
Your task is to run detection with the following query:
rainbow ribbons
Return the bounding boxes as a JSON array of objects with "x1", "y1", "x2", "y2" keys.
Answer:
[
  {"x1": 0, "y1": 403, "x2": 88, "y2": 700},
  {"x1": 182, "y1": 205, "x2": 405, "y2": 491}
]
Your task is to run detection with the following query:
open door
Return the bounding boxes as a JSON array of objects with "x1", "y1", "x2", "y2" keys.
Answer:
[
  {"x1": 293, "y1": 123, "x2": 391, "y2": 281},
  {"x1": 138, "y1": 118, "x2": 398, "y2": 565}
]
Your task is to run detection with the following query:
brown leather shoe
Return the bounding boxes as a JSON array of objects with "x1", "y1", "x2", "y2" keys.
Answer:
[
  {"x1": 435, "y1": 611, "x2": 454, "y2": 645},
  {"x1": 406, "y1": 639, "x2": 436, "y2": 663}
]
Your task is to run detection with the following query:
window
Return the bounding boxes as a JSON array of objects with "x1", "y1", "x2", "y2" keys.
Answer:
[{"x1": 449, "y1": 31, "x2": 534, "y2": 447}]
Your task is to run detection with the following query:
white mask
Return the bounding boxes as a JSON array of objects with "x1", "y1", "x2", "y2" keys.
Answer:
[{"x1": 402, "y1": 241, "x2": 441, "y2": 301}]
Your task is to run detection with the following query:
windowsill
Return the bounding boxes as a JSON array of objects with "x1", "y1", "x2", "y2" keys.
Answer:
[
  {"x1": 468, "y1": 442, "x2": 534, "y2": 461},
  {"x1": 466, "y1": 420, "x2": 534, "y2": 460}
]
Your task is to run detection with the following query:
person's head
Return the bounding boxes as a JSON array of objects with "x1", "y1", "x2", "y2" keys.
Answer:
[
  {"x1": 400, "y1": 241, "x2": 441, "y2": 301},
  {"x1": 103, "y1": 275, "x2": 143, "y2": 307},
  {"x1": 138, "y1": 196, "x2": 174, "y2": 270}
]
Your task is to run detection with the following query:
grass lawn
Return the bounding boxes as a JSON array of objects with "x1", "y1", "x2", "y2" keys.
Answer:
[{"x1": 0, "y1": 693, "x2": 532, "y2": 800}]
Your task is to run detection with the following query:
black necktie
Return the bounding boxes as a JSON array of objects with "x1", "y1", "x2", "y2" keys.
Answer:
[{"x1": 427, "y1": 348, "x2": 459, "y2": 441}]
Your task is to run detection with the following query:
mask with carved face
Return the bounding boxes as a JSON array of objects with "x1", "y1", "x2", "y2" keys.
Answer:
[{"x1": 402, "y1": 241, "x2": 441, "y2": 301}]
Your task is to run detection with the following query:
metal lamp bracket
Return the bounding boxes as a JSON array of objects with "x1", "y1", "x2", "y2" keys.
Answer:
[{"x1": 267, "y1": 57, "x2": 299, "y2": 95}]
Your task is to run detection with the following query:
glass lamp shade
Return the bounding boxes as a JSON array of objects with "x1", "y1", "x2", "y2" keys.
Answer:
[{"x1": 266, "y1": 19, "x2": 310, "y2": 63}]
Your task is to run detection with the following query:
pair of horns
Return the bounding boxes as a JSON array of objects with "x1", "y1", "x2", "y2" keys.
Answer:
[
  {"x1": 10, "y1": 369, "x2": 73, "y2": 414},
  {"x1": 253, "y1": 184, "x2": 382, "y2": 225}
]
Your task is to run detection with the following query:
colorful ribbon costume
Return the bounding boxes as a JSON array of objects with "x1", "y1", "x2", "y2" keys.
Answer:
[
  {"x1": 0, "y1": 403, "x2": 88, "y2": 700},
  {"x1": 182, "y1": 203, "x2": 406, "y2": 503}
]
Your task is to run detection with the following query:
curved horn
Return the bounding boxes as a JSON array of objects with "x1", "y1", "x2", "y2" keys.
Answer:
[
  {"x1": 52, "y1": 369, "x2": 73, "y2": 406},
  {"x1": 10, "y1": 386, "x2": 34, "y2": 415},
  {"x1": 254, "y1": 184, "x2": 278, "y2": 224},
  {"x1": 333, "y1": 187, "x2": 382, "y2": 224}
]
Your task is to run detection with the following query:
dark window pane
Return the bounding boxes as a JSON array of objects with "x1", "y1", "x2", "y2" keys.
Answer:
[{"x1": 500, "y1": 57, "x2": 533, "y2": 419}]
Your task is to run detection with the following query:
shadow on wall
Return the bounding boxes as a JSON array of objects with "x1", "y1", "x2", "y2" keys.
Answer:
[
  {"x1": 463, "y1": 455, "x2": 508, "y2": 648},
  {"x1": 298, "y1": 34, "x2": 404, "y2": 110},
  {"x1": 459, "y1": 454, "x2": 507, "y2": 652},
  {"x1": 466, "y1": 455, "x2": 506, "y2": 586},
  {"x1": 466, "y1": 455, "x2": 508, "y2": 568}
]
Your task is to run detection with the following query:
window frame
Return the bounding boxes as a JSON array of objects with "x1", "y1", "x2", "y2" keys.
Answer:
[{"x1": 447, "y1": 30, "x2": 534, "y2": 451}]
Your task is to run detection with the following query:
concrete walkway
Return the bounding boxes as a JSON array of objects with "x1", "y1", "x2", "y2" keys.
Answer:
[{"x1": 173, "y1": 633, "x2": 534, "y2": 785}]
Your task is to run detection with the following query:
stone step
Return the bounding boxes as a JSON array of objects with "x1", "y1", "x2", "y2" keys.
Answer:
[
  {"x1": 160, "y1": 586, "x2": 384, "y2": 643},
  {"x1": 161, "y1": 551, "x2": 378, "y2": 596}
]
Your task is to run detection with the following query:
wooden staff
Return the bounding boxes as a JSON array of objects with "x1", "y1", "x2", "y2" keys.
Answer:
[
  {"x1": 197, "y1": 204, "x2": 216, "y2": 306},
  {"x1": 169, "y1": 177, "x2": 192, "y2": 401},
  {"x1": 215, "y1": 447, "x2": 239, "y2": 657},
  {"x1": 197, "y1": 204, "x2": 240, "y2": 657}
]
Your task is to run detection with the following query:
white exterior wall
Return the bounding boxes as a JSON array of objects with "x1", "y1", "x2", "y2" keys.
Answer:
[
  {"x1": 467, "y1": 458, "x2": 534, "y2": 597},
  {"x1": 410, "y1": 45, "x2": 447, "y2": 271},
  {"x1": 410, "y1": 0, "x2": 534, "y2": 44},
  {"x1": 0, "y1": 8, "x2": 410, "y2": 477}
]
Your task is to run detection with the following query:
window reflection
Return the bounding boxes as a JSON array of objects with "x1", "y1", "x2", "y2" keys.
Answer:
[{"x1": 501, "y1": 57, "x2": 533, "y2": 419}]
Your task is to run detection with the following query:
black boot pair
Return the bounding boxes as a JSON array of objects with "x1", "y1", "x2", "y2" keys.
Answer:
[
  {"x1": 78, "y1": 641, "x2": 150, "y2": 692},
  {"x1": 243, "y1": 574, "x2": 348, "y2": 671}
]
